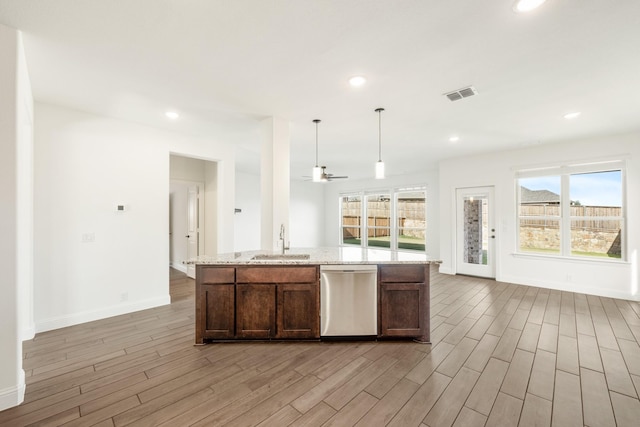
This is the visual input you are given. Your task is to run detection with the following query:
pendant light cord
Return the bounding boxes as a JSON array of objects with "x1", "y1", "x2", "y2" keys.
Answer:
[
  {"x1": 375, "y1": 108, "x2": 384, "y2": 161},
  {"x1": 313, "y1": 119, "x2": 320, "y2": 167}
]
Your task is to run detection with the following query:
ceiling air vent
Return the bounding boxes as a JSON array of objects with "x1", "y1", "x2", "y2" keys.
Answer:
[{"x1": 444, "y1": 86, "x2": 478, "y2": 101}]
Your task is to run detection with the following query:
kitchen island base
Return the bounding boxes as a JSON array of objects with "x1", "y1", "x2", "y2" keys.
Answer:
[{"x1": 195, "y1": 262, "x2": 431, "y2": 345}]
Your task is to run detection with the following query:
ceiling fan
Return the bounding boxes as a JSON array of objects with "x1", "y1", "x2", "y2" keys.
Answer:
[
  {"x1": 304, "y1": 119, "x2": 349, "y2": 182},
  {"x1": 316, "y1": 166, "x2": 348, "y2": 182}
]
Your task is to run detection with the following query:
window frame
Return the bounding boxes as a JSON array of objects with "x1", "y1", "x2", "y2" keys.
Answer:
[{"x1": 516, "y1": 161, "x2": 626, "y2": 261}]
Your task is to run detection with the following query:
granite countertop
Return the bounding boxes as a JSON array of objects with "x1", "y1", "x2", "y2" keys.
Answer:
[{"x1": 186, "y1": 247, "x2": 441, "y2": 265}]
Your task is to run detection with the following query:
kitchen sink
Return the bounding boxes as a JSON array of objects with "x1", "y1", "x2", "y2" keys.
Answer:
[{"x1": 251, "y1": 254, "x2": 311, "y2": 260}]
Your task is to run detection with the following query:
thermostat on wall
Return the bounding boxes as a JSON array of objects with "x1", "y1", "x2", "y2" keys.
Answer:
[{"x1": 116, "y1": 204, "x2": 127, "y2": 212}]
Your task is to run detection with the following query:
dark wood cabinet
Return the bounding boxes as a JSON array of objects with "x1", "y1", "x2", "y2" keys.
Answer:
[
  {"x1": 378, "y1": 264, "x2": 430, "y2": 343},
  {"x1": 195, "y1": 265, "x2": 235, "y2": 344},
  {"x1": 199, "y1": 284, "x2": 235, "y2": 340},
  {"x1": 195, "y1": 265, "x2": 319, "y2": 343},
  {"x1": 236, "y1": 284, "x2": 276, "y2": 338},
  {"x1": 276, "y1": 284, "x2": 319, "y2": 339}
]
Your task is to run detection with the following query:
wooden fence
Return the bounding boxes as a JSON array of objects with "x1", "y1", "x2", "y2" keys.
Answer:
[
  {"x1": 341, "y1": 199, "x2": 426, "y2": 239},
  {"x1": 342, "y1": 216, "x2": 393, "y2": 238},
  {"x1": 519, "y1": 205, "x2": 621, "y2": 232}
]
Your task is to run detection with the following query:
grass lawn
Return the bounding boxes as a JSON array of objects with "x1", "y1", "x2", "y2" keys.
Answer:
[{"x1": 343, "y1": 235, "x2": 425, "y2": 251}]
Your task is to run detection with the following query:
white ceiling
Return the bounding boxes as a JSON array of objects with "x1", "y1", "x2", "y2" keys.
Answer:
[{"x1": 1, "y1": 0, "x2": 639, "y2": 180}]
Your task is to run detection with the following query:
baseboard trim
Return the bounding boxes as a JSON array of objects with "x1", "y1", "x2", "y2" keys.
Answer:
[
  {"x1": 438, "y1": 266, "x2": 455, "y2": 275},
  {"x1": 21, "y1": 325, "x2": 35, "y2": 341},
  {"x1": 499, "y1": 274, "x2": 639, "y2": 301},
  {"x1": 35, "y1": 295, "x2": 171, "y2": 333},
  {"x1": 0, "y1": 369, "x2": 25, "y2": 411},
  {"x1": 170, "y1": 262, "x2": 187, "y2": 273}
]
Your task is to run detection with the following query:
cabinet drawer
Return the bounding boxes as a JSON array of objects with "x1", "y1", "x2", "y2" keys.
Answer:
[
  {"x1": 199, "y1": 266, "x2": 235, "y2": 284},
  {"x1": 237, "y1": 266, "x2": 317, "y2": 283},
  {"x1": 379, "y1": 265, "x2": 425, "y2": 283}
]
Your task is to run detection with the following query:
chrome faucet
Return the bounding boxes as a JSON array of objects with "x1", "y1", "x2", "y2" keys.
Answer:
[{"x1": 279, "y1": 224, "x2": 290, "y2": 254}]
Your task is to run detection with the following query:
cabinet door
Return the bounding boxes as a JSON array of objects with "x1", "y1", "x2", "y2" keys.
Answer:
[
  {"x1": 276, "y1": 284, "x2": 319, "y2": 339},
  {"x1": 198, "y1": 284, "x2": 235, "y2": 340},
  {"x1": 379, "y1": 283, "x2": 424, "y2": 337},
  {"x1": 236, "y1": 284, "x2": 276, "y2": 338}
]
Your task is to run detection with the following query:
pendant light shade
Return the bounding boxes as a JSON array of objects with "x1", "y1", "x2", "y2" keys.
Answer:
[
  {"x1": 312, "y1": 119, "x2": 322, "y2": 182},
  {"x1": 375, "y1": 160, "x2": 385, "y2": 180},
  {"x1": 375, "y1": 108, "x2": 385, "y2": 179}
]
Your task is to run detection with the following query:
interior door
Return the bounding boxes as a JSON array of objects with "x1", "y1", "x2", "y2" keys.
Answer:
[
  {"x1": 186, "y1": 185, "x2": 199, "y2": 279},
  {"x1": 456, "y1": 187, "x2": 496, "y2": 278}
]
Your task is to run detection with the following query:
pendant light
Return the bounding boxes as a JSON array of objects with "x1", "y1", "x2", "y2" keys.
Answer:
[
  {"x1": 375, "y1": 108, "x2": 385, "y2": 179},
  {"x1": 312, "y1": 119, "x2": 322, "y2": 182}
]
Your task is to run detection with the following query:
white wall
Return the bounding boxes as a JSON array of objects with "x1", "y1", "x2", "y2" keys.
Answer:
[
  {"x1": 34, "y1": 103, "x2": 236, "y2": 333},
  {"x1": 204, "y1": 161, "x2": 218, "y2": 255},
  {"x1": 321, "y1": 171, "x2": 440, "y2": 257},
  {"x1": 290, "y1": 180, "x2": 325, "y2": 248},
  {"x1": 169, "y1": 181, "x2": 189, "y2": 271},
  {"x1": 16, "y1": 29, "x2": 34, "y2": 343},
  {"x1": 439, "y1": 132, "x2": 640, "y2": 300},
  {"x1": 234, "y1": 172, "x2": 261, "y2": 251},
  {"x1": 260, "y1": 117, "x2": 290, "y2": 251},
  {"x1": 170, "y1": 154, "x2": 206, "y2": 181},
  {"x1": 233, "y1": 173, "x2": 326, "y2": 251},
  {"x1": 0, "y1": 25, "x2": 31, "y2": 411}
]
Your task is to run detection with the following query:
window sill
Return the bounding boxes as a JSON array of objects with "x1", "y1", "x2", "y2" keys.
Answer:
[{"x1": 512, "y1": 252, "x2": 629, "y2": 265}]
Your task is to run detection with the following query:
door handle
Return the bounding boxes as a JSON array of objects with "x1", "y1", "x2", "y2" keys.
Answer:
[{"x1": 185, "y1": 235, "x2": 190, "y2": 238}]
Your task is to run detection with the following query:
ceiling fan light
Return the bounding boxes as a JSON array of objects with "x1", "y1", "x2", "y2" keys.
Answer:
[
  {"x1": 312, "y1": 166, "x2": 322, "y2": 182},
  {"x1": 375, "y1": 161, "x2": 385, "y2": 179}
]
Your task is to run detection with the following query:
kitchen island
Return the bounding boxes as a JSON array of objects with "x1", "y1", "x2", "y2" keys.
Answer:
[{"x1": 189, "y1": 247, "x2": 440, "y2": 345}]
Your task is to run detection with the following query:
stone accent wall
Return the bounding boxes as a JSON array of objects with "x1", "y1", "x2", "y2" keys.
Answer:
[
  {"x1": 464, "y1": 200, "x2": 483, "y2": 264},
  {"x1": 520, "y1": 226, "x2": 622, "y2": 257}
]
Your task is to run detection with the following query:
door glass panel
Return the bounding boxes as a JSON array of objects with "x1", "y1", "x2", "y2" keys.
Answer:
[
  {"x1": 341, "y1": 195, "x2": 361, "y2": 245},
  {"x1": 462, "y1": 196, "x2": 489, "y2": 265}
]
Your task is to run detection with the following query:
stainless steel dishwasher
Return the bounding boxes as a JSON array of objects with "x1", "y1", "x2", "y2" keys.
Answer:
[{"x1": 320, "y1": 265, "x2": 377, "y2": 336}]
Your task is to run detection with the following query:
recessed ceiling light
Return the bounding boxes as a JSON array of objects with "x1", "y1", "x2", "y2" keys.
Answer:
[
  {"x1": 563, "y1": 112, "x2": 581, "y2": 120},
  {"x1": 449, "y1": 136, "x2": 460, "y2": 143},
  {"x1": 348, "y1": 76, "x2": 367, "y2": 87},
  {"x1": 513, "y1": 0, "x2": 547, "y2": 13},
  {"x1": 165, "y1": 111, "x2": 179, "y2": 120}
]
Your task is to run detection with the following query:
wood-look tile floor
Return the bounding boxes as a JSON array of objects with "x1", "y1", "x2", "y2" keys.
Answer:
[{"x1": 2, "y1": 268, "x2": 640, "y2": 426}]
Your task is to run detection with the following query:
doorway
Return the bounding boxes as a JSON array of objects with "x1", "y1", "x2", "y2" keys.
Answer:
[
  {"x1": 169, "y1": 180, "x2": 204, "y2": 278},
  {"x1": 455, "y1": 186, "x2": 496, "y2": 278},
  {"x1": 170, "y1": 153, "x2": 218, "y2": 278}
]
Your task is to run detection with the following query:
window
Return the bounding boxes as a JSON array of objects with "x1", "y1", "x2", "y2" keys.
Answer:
[
  {"x1": 569, "y1": 170, "x2": 623, "y2": 259},
  {"x1": 366, "y1": 194, "x2": 391, "y2": 248},
  {"x1": 517, "y1": 163, "x2": 624, "y2": 260},
  {"x1": 341, "y1": 195, "x2": 362, "y2": 246},
  {"x1": 518, "y1": 176, "x2": 562, "y2": 254},
  {"x1": 397, "y1": 191, "x2": 426, "y2": 251},
  {"x1": 340, "y1": 188, "x2": 427, "y2": 252}
]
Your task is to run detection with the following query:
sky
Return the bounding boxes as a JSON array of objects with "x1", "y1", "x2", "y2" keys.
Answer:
[{"x1": 520, "y1": 170, "x2": 622, "y2": 207}]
